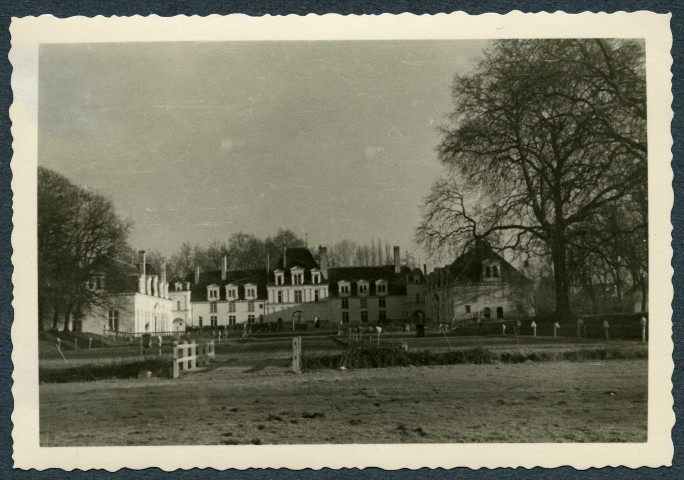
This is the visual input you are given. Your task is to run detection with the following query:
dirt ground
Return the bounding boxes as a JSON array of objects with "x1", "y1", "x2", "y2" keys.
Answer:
[{"x1": 40, "y1": 358, "x2": 647, "y2": 445}]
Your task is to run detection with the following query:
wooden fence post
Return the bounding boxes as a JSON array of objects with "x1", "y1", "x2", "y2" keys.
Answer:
[
  {"x1": 641, "y1": 317, "x2": 647, "y2": 343},
  {"x1": 292, "y1": 336, "x2": 302, "y2": 374},
  {"x1": 531, "y1": 321, "x2": 537, "y2": 337}
]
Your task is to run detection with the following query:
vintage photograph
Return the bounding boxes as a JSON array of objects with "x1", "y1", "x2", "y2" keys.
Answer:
[{"x1": 10, "y1": 13, "x2": 673, "y2": 470}]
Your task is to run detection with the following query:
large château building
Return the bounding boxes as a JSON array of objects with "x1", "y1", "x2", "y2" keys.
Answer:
[{"x1": 187, "y1": 246, "x2": 427, "y2": 329}]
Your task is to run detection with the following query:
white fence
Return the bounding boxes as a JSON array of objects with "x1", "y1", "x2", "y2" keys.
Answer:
[{"x1": 173, "y1": 340, "x2": 215, "y2": 379}]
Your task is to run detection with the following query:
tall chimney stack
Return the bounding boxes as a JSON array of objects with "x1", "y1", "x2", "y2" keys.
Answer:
[
  {"x1": 195, "y1": 266, "x2": 200, "y2": 285},
  {"x1": 393, "y1": 246, "x2": 401, "y2": 274},
  {"x1": 319, "y1": 246, "x2": 328, "y2": 279},
  {"x1": 139, "y1": 250, "x2": 146, "y2": 277},
  {"x1": 221, "y1": 255, "x2": 227, "y2": 281}
]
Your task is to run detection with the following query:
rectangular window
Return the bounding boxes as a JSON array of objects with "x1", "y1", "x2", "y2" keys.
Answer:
[
  {"x1": 341, "y1": 298, "x2": 349, "y2": 309},
  {"x1": 248, "y1": 314, "x2": 255, "y2": 324},
  {"x1": 465, "y1": 305, "x2": 471, "y2": 313},
  {"x1": 210, "y1": 302, "x2": 217, "y2": 313},
  {"x1": 361, "y1": 311, "x2": 368, "y2": 323},
  {"x1": 248, "y1": 301, "x2": 255, "y2": 312},
  {"x1": 259, "y1": 314, "x2": 264, "y2": 323},
  {"x1": 229, "y1": 315, "x2": 236, "y2": 325},
  {"x1": 379, "y1": 310, "x2": 387, "y2": 323},
  {"x1": 198, "y1": 316, "x2": 203, "y2": 327},
  {"x1": 294, "y1": 290, "x2": 302, "y2": 303},
  {"x1": 379, "y1": 297, "x2": 386, "y2": 308},
  {"x1": 211, "y1": 316, "x2": 218, "y2": 326},
  {"x1": 227, "y1": 289, "x2": 234, "y2": 298},
  {"x1": 177, "y1": 301, "x2": 181, "y2": 310},
  {"x1": 229, "y1": 302, "x2": 235, "y2": 313},
  {"x1": 342, "y1": 312, "x2": 349, "y2": 323},
  {"x1": 277, "y1": 291, "x2": 283, "y2": 303},
  {"x1": 314, "y1": 289, "x2": 319, "y2": 302},
  {"x1": 360, "y1": 297, "x2": 367, "y2": 308}
]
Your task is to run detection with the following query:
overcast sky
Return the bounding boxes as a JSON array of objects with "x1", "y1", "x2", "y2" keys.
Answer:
[{"x1": 38, "y1": 40, "x2": 488, "y2": 259}]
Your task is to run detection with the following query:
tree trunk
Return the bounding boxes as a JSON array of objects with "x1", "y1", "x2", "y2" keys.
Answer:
[
  {"x1": 550, "y1": 232, "x2": 573, "y2": 322},
  {"x1": 62, "y1": 303, "x2": 72, "y2": 332},
  {"x1": 640, "y1": 275, "x2": 648, "y2": 312},
  {"x1": 52, "y1": 305, "x2": 60, "y2": 330}
]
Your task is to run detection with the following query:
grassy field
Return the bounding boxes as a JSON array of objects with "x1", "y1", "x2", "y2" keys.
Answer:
[{"x1": 39, "y1": 332, "x2": 648, "y2": 445}]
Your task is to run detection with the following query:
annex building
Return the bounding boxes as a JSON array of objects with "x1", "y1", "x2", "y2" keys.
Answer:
[
  {"x1": 78, "y1": 251, "x2": 174, "y2": 336},
  {"x1": 425, "y1": 242, "x2": 534, "y2": 325}
]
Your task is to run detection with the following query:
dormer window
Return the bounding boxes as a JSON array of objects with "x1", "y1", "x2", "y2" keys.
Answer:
[
  {"x1": 207, "y1": 285, "x2": 220, "y2": 300},
  {"x1": 274, "y1": 269, "x2": 284, "y2": 286},
  {"x1": 357, "y1": 280, "x2": 369, "y2": 296},
  {"x1": 291, "y1": 267, "x2": 304, "y2": 286},
  {"x1": 375, "y1": 279, "x2": 388, "y2": 295},
  {"x1": 311, "y1": 268, "x2": 321, "y2": 285},
  {"x1": 175, "y1": 282, "x2": 182, "y2": 291},
  {"x1": 245, "y1": 284, "x2": 257, "y2": 299},
  {"x1": 338, "y1": 281, "x2": 351, "y2": 297},
  {"x1": 225, "y1": 284, "x2": 238, "y2": 300},
  {"x1": 483, "y1": 261, "x2": 501, "y2": 279}
]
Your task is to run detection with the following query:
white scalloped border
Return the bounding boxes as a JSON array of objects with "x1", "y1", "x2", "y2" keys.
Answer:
[{"x1": 9, "y1": 11, "x2": 674, "y2": 471}]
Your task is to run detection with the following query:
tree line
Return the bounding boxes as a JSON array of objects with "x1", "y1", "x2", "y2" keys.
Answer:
[{"x1": 417, "y1": 39, "x2": 647, "y2": 318}]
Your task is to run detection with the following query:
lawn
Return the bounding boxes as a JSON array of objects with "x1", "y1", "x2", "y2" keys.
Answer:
[{"x1": 39, "y1": 355, "x2": 647, "y2": 445}]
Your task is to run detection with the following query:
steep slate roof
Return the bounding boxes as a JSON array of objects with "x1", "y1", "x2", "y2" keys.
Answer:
[
  {"x1": 268, "y1": 247, "x2": 322, "y2": 285},
  {"x1": 328, "y1": 265, "x2": 422, "y2": 297},
  {"x1": 444, "y1": 243, "x2": 526, "y2": 283},
  {"x1": 186, "y1": 269, "x2": 269, "y2": 302}
]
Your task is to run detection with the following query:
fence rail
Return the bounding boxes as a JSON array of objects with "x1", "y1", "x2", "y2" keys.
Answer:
[{"x1": 172, "y1": 340, "x2": 215, "y2": 379}]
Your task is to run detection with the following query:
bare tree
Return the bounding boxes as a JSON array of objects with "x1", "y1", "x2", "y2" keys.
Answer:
[
  {"x1": 417, "y1": 39, "x2": 646, "y2": 321},
  {"x1": 38, "y1": 167, "x2": 131, "y2": 331},
  {"x1": 329, "y1": 239, "x2": 357, "y2": 267}
]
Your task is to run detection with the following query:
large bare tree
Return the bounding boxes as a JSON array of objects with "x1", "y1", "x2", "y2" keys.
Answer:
[
  {"x1": 38, "y1": 167, "x2": 131, "y2": 331},
  {"x1": 417, "y1": 39, "x2": 646, "y2": 320}
]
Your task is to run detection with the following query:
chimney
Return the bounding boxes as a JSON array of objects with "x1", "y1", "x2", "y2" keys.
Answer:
[
  {"x1": 138, "y1": 250, "x2": 146, "y2": 277},
  {"x1": 283, "y1": 248, "x2": 287, "y2": 270},
  {"x1": 393, "y1": 246, "x2": 401, "y2": 274},
  {"x1": 161, "y1": 262, "x2": 167, "y2": 284},
  {"x1": 423, "y1": 264, "x2": 427, "y2": 276},
  {"x1": 195, "y1": 266, "x2": 200, "y2": 285},
  {"x1": 221, "y1": 255, "x2": 227, "y2": 281},
  {"x1": 319, "y1": 246, "x2": 328, "y2": 279}
]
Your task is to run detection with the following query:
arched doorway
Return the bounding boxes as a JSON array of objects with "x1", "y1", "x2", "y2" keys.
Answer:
[
  {"x1": 411, "y1": 310, "x2": 425, "y2": 323},
  {"x1": 172, "y1": 318, "x2": 184, "y2": 331},
  {"x1": 292, "y1": 311, "x2": 305, "y2": 330}
]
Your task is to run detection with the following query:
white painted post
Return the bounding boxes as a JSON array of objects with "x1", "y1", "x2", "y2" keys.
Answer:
[
  {"x1": 502, "y1": 324, "x2": 506, "y2": 335},
  {"x1": 531, "y1": 321, "x2": 537, "y2": 337},
  {"x1": 640, "y1": 316, "x2": 647, "y2": 342},
  {"x1": 603, "y1": 319, "x2": 610, "y2": 342},
  {"x1": 292, "y1": 336, "x2": 302, "y2": 374},
  {"x1": 88, "y1": 337, "x2": 92, "y2": 350},
  {"x1": 554, "y1": 322, "x2": 560, "y2": 338}
]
